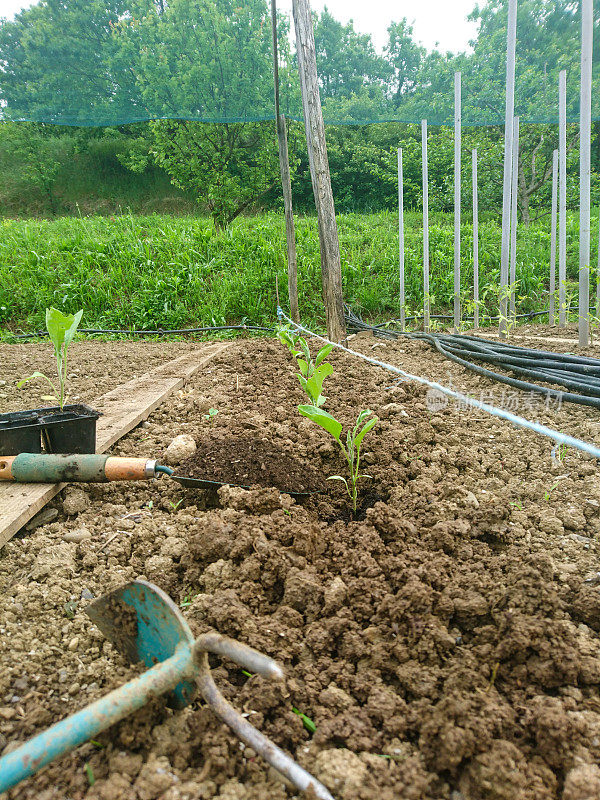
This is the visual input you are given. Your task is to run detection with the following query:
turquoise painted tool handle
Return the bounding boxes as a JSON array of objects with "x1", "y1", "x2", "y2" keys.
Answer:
[
  {"x1": 0, "y1": 643, "x2": 193, "y2": 793},
  {"x1": 0, "y1": 454, "x2": 156, "y2": 483},
  {"x1": 3, "y1": 453, "x2": 110, "y2": 483}
]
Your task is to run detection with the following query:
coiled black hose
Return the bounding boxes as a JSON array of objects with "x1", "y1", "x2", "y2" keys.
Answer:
[{"x1": 345, "y1": 306, "x2": 600, "y2": 409}]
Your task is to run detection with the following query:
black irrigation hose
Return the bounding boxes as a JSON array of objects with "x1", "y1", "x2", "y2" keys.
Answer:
[
  {"x1": 375, "y1": 307, "x2": 577, "y2": 326},
  {"x1": 8, "y1": 324, "x2": 274, "y2": 340},
  {"x1": 345, "y1": 306, "x2": 600, "y2": 409}
]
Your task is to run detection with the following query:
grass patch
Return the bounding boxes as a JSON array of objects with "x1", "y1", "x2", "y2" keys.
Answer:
[{"x1": 0, "y1": 210, "x2": 590, "y2": 334}]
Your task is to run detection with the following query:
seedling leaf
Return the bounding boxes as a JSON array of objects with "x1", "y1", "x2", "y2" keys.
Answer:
[
  {"x1": 354, "y1": 413, "x2": 378, "y2": 450},
  {"x1": 297, "y1": 358, "x2": 309, "y2": 377},
  {"x1": 298, "y1": 405, "x2": 342, "y2": 441},
  {"x1": 46, "y1": 307, "x2": 82, "y2": 351},
  {"x1": 315, "y1": 344, "x2": 334, "y2": 367}
]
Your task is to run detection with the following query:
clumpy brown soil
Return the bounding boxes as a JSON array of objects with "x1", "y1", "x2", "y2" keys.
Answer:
[
  {"x1": 179, "y1": 434, "x2": 326, "y2": 495},
  {"x1": 2, "y1": 331, "x2": 600, "y2": 800}
]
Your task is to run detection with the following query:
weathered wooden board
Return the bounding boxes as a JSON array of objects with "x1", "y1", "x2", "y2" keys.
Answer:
[{"x1": 0, "y1": 343, "x2": 229, "y2": 548}]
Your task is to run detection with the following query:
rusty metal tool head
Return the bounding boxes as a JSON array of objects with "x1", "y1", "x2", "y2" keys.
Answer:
[{"x1": 0, "y1": 580, "x2": 334, "y2": 800}]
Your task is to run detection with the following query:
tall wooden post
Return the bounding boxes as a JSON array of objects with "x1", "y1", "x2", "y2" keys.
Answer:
[
  {"x1": 579, "y1": 0, "x2": 593, "y2": 346},
  {"x1": 559, "y1": 70, "x2": 567, "y2": 327},
  {"x1": 549, "y1": 149, "x2": 558, "y2": 325},
  {"x1": 499, "y1": 0, "x2": 517, "y2": 338},
  {"x1": 472, "y1": 149, "x2": 480, "y2": 329},
  {"x1": 398, "y1": 148, "x2": 406, "y2": 331},
  {"x1": 454, "y1": 72, "x2": 462, "y2": 331},
  {"x1": 271, "y1": 0, "x2": 299, "y2": 323},
  {"x1": 292, "y1": 0, "x2": 346, "y2": 341},
  {"x1": 422, "y1": 119, "x2": 430, "y2": 332}
]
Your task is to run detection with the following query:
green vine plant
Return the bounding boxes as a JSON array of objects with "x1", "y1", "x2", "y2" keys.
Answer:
[
  {"x1": 276, "y1": 324, "x2": 334, "y2": 407},
  {"x1": 458, "y1": 289, "x2": 477, "y2": 332},
  {"x1": 298, "y1": 405, "x2": 378, "y2": 512},
  {"x1": 480, "y1": 282, "x2": 519, "y2": 336},
  {"x1": 558, "y1": 279, "x2": 578, "y2": 323},
  {"x1": 17, "y1": 307, "x2": 83, "y2": 410}
]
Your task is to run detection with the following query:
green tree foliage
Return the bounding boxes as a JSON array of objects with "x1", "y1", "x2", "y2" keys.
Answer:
[
  {"x1": 385, "y1": 19, "x2": 425, "y2": 103},
  {"x1": 0, "y1": 0, "x2": 142, "y2": 124},
  {"x1": 149, "y1": 120, "x2": 281, "y2": 229},
  {"x1": 314, "y1": 9, "x2": 391, "y2": 101},
  {"x1": 0, "y1": 123, "x2": 74, "y2": 215}
]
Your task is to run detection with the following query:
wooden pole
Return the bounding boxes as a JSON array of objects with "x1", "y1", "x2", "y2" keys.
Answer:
[
  {"x1": 271, "y1": 0, "x2": 299, "y2": 322},
  {"x1": 472, "y1": 149, "x2": 479, "y2": 329},
  {"x1": 579, "y1": 0, "x2": 593, "y2": 347},
  {"x1": 549, "y1": 149, "x2": 558, "y2": 325},
  {"x1": 559, "y1": 69, "x2": 567, "y2": 328},
  {"x1": 499, "y1": 0, "x2": 517, "y2": 338},
  {"x1": 292, "y1": 0, "x2": 346, "y2": 341},
  {"x1": 454, "y1": 71, "x2": 461, "y2": 331},
  {"x1": 509, "y1": 116, "x2": 519, "y2": 321},
  {"x1": 422, "y1": 119, "x2": 430, "y2": 332},
  {"x1": 398, "y1": 148, "x2": 405, "y2": 331}
]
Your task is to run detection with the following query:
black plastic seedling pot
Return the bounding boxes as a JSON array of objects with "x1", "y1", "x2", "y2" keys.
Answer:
[
  {"x1": 0, "y1": 404, "x2": 100, "y2": 455},
  {"x1": 0, "y1": 411, "x2": 43, "y2": 456},
  {"x1": 38, "y1": 404, "x2": 101, "y2": 454}
]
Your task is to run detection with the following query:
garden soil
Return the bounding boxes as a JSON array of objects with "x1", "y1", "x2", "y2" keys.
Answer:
[{"x1": 2, "y1": 331, "x2": 600, "y2": 800}]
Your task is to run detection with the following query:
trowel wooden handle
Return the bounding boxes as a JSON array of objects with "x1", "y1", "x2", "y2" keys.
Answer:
[{"x1": 0, "y1": 454, "x2": 157, "y2": 483}]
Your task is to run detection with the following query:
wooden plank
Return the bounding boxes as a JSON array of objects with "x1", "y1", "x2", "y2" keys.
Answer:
[{"x1": 0, "y1": 343, "x2": 229, "y2": 547}]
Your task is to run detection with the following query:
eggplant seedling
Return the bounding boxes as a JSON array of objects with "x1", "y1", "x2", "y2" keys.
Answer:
[
  {"x1": 204, "y1": 408, "x2": 219, "y2": 424},
  {"x1": 298, "y1": 405, "x2": 377, "y2": 512},
  {"x1": 17, "y1": 307, "x2": 83, "y2": 410},
  {"x1": 277, "y1": 325, "x2": 333, "y2": 408}
]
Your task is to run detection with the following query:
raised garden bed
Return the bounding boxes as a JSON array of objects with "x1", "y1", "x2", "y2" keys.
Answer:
[{"x1": 1, "y1": 335, "x2": 600, "y2": 799}]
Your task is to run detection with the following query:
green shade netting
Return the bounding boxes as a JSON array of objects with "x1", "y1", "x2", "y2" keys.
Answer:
[{"x1": 1, "y1": 0, "x2": 599, "y2": 127}]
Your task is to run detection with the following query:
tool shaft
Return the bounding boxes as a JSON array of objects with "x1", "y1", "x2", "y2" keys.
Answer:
[
  {"x1": 0, "y1": 644, "x2": 192, "y2": 793},
  {"x1": 0, "y1": 454, "x2": 155, "y2": 482}
]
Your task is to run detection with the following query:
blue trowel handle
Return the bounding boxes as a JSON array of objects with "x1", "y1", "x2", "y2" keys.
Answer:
[{"x1": 0, "y1": 643, "x2": 192, "y2": 792}]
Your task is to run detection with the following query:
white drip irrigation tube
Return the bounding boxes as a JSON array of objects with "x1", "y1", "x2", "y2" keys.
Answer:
[{"x1": 277, "y1": 309, "x2": 600, "y2": 462}]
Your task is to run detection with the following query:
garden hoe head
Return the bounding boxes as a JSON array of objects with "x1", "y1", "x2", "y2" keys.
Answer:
[
  {"x1": 0, "y1": 580, "x2": 334, "y2": 800},
  {"x1": 85, "y1": 580, "x2": 197, "y2": 709}
]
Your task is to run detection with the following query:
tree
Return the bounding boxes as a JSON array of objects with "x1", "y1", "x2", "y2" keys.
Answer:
[
  {"x1": 112, "y1": 0, "x2": 288, "y2": 228},
  {"x1": 313, "y1": 8, "x2": 391, "y2": 101},
  {"x1": 0, "y1": 123, "x2": 74, "y2": 215},
  {"x1": 0, "y1": 0, "x2": 144, "y2": 124},
  {"x1": 149, "y1": 120, "x2": 280, "y2": 228},
  {"x1": 384, "y1": 19, "x2": 425, "y2": 103}
]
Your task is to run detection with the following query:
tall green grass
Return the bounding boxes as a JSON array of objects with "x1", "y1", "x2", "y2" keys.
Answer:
[{"x1": 0, "y1": 210, "x2": 591, "y2": 333}]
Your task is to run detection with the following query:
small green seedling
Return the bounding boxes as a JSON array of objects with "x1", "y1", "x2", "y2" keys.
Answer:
[
  {"x1": 17, "y1": 307, "x2": 83, "y2": 410},
  {"x1": 83, "y1": 763, "x2": 95, "y2": 786},
  {"x1": 277, "y1": 325, "x2": 333, "y2": 407},
  {"x1": 292, "y1": 706, "x2": 317, "y2": 734},
  {"x1": 298, "y1": 405, "x2": 377, "y2": 512},
  {"x1": 204, "y1": 408, "x2": 219, "y2": 424},
  {"x1": 544, "y1": 480, "x2": 561, "y2": 501},
  {"x1": 552, "y1": 442, "x2": 568, "y2": 463}
]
